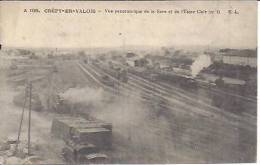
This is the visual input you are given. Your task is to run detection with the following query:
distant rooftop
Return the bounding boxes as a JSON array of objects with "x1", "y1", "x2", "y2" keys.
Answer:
[
  {"x1": 76, "y1": 127, "x2": 110, "y2": 133},
  {"x1": 54, "y1": 116, "x2": 112, "y2": 130},
  {"x1": 219, "y1": 49, "x2": 256, "y2": 57}
]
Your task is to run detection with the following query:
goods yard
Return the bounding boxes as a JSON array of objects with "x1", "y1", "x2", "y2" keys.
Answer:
[{"x1": 0, "y1": 48, "x2": 256, "y2": 164}]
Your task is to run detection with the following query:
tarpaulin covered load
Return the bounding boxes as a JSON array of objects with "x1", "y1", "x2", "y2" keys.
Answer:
[{"x1": 51, "y1": 117, "x2": 112, "y2": 149}]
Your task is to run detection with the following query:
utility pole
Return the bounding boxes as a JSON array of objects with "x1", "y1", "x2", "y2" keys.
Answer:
[
  {"x1": 47, "y1": 70, "x2": 53, "y2": 111},
  {"x1": 28, "y1": 82, "x2": 32, "y2": 155},
  {"x1": 15, "y1": 86, "x2": 28, "y2": 152}
]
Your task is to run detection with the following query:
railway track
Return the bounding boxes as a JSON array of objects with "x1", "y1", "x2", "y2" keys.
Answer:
[
  {"x1": 157, "y1": 69, "x2": 257, "y2": 103},
  {"x1": 76, "y1": 61, "x2": 256, "y2": 161},
  {"x1": 90, "y1": 62, "x2": 255, "y2": 129},
  {"x1": 82, "y1": 62, "x2": 255, "y2": 141},
  {"x1": 78, "y1": 61, "x2": 170, "y2": 104},
  {"x1": 128, "y1": 70, "x2": 256, "y2": 124}
]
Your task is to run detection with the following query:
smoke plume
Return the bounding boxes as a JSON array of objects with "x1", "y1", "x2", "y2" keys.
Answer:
[
  {"x1": 59, "y1": 87, "x2": 176, "y2": 162},
  {"x1": 60, "y1": 87, "x2": 104, "y2": 105},
  {"x1": 191, "y1": 54, "x2": 211, "y2": 77}
]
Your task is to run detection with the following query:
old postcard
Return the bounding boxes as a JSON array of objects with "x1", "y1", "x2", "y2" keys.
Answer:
[{"x1": 0, "y1": 1, "x2": 257, "y2": 164}]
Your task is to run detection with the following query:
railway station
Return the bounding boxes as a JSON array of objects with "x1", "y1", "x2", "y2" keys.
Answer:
[{"x1": 0, "y1": 2, "x2": 257, "y2": 163}]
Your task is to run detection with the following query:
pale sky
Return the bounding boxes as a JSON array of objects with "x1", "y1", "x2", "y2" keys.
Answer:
[{"x1": 0, "y1": 1, "x2": 257, "y2": 49}]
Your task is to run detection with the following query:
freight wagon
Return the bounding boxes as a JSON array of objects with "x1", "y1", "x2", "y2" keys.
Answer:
[
  {"x1": 51, "y1": 116, "x2": 112, "y2": 163},
  {"x1": 51, "y1": 116, "x2": 112, "y2": 149}
]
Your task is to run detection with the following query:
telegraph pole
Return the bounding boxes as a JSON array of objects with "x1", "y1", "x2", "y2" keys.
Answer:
[
  {"x1": 15, "y1": 86, "x2": 28, "y2": 153},
  {"x1": 28, "y1": 82, "x2": 32, "y2": 155},
  {"x1": 47, "y1": 70, "x2": 53, "y2": 111}
]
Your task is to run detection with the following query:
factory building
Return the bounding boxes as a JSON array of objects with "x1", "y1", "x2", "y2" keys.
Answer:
[{"x1": 212, "y1": 49, "x2": 257, "y2": 68}]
